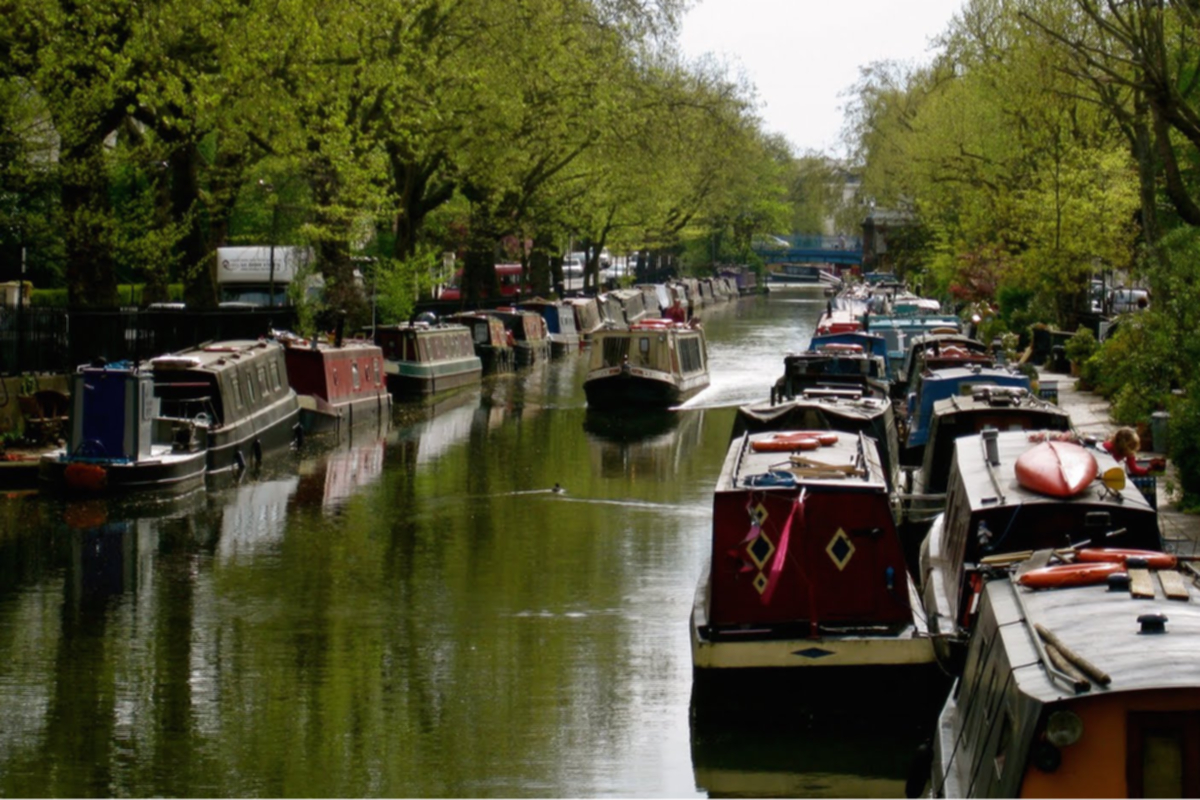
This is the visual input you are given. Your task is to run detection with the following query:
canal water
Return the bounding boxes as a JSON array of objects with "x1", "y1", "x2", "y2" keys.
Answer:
[{"x1": 0, "y1": 293, "x2": 931, "y2": 797}]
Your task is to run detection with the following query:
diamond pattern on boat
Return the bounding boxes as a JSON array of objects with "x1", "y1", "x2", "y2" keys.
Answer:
[{"x1": 826, "y1": 528, "x2": 855, "y2": 571}]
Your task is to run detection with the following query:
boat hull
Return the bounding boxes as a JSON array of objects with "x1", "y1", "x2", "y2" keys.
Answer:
[
  {"x1": 39, "y1": 445, "x2": 208, "y2": 494},
  {"x1": 205, "y1": 396, "x2": 302, "y2": 475},
  {"x1": 583, "y1": 368, "x2": 709, "y2": 410},
  {"x1": 385, "y1": 357, "x2": 483, "y2": 398},
  {"x1": 297, "y1": 392, "x2": 392, "y2": 436}
]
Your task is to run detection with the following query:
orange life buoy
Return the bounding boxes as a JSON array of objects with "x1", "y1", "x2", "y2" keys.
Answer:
[
  {"x1": 64, "y1": 462, "x2": 107, "y2": 492},
  {"x1": 1017, "y1": 561, "x2": 1124, "y2": 589},
  {"x1": 750, "y1": 432, "x2": 838, "y2": 452},
  {"x1": 1074, "y1": 548, "x2": 1177, "y2": 569}
]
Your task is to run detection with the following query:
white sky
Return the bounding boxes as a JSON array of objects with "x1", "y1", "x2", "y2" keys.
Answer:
[{"x1": 677, "y1": 0, "x2": 965, "y2": 157}]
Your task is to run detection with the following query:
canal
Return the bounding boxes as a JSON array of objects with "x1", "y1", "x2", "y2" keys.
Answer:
[{"x1": 0, "y1": 293, "x2": 931, "y2": 797}]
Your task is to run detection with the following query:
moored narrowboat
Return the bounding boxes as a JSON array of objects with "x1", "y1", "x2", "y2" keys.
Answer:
[
  {"x1": 445, "y1": 311, "x2": 515, "y2": 372},
  {"x1": 375, "y1": 321, "x2": 483, "y2": 397},
  {"x1": 148, "y1": 339, "x2": 302, "y2": 475},
  {"x1": 904, "y1": 366, "x2": 1031, "y2": 461},
  {"x1": 486, "y1": 308, "x2": 552, "y2": 366},
  {"x1": 280, "y1": 334, "x2": 391, "y2": 435},
  {"x1": 39, "y1": 361, "x2": 209, "y2": 493},
  {"x1": 564, "y1": 297, "x2": 605, "y2": 346},
  {"x1": 516, "y1": 298, "x2": 581, "y2": 356},
  {"x1": 772, "y1": 347, "x2": 890, "y2": 403},
  {"x1": 933, "y1": 560, "x2": 1200, "y2": 797},
  {"x1": 918, "y1": 429, "x2": 1162, "y2": 673},
  {"x1": 691, "y1": 429, "x2": 936, "y2": 709},
  {"x1": 583, "y1": 319, "x2": 709, "y2": 410}
]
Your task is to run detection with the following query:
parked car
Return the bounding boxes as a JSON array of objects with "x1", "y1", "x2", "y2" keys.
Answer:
[{"x1": 1109, "y1": 287, "x2": 1150, "y2": 314}]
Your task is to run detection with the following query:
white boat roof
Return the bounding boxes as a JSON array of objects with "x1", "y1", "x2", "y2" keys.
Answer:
[
  {"x1": 989, "y1": 573, "x2": 1200, "y2": 701},
  {"x1": 719, "y1": 430, "x2": 888, "y2": 494}
]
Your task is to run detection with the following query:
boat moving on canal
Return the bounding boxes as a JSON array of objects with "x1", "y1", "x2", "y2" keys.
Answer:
[
  {"x1": 280, "y1": 332, "x2": 391, "y2": 436},
  {"x1": 583, "y1": 319, "x2": 709, "y2": 410},
  {"x1": 39, "y1": 361, "x2": 209, "y2": 493},
  {"x1": 147, "y1": 339, "x2": 302, "y2": 476},
  {"x1": 918, "y1": 429, "x2": 1162, "y2": 673},
  {"x1": 932, "y1": 556, "x2": 1200, "y2": 797},
  {"x1": 375, "y1": 319, "x2": 483, "y2": 397},
  {"x1": 690, "y1": 429, "x2": 936, "y2": 710}
]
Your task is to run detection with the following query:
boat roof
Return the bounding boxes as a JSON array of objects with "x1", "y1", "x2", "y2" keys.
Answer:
[
  {"x1": 931, "y1": 388, "x2": 1069, "y2": 423},
  {"x1": 151, "y1": 339, "x2": 279, "y2": 372},
  {"x1": 953, "y1": 429, "x2": 1153, "y2": 513},
  {"x1": 920, "y1": 366, "x2": 1028, "y2": 386},
  {"x1": 988, "y1": 573, "x2": 1200, "y2": 701},
  {"x1": 737, "y1": 395, "x2": 891, "y2": 426},
  {"x1": 720, "y1": 429, "x2": 888, "y2": 494}
]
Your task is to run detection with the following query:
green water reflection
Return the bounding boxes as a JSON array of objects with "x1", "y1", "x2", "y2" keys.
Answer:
[{"x1": 0, "y1": 295, "x2": 927, "y2": 797}]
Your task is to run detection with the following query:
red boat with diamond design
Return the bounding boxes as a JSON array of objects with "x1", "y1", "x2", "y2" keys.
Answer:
[{"x1": 690, "y1": 428, "x2": 937, "y2": 711}]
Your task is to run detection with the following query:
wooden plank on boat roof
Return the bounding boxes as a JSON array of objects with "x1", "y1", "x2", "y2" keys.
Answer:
[
  {"x1": 1158, "y1": 570, "x2": 1191, "y2": 601},
  {"x1": 1128, "y1": 568, "x2": 1155, "y2": 599},
  {"x1": 1014, "y1": 549, "x2": 1054, "y2": 579}
]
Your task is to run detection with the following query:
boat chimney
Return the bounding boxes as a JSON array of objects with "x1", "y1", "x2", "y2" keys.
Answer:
[
  {"x1": 1138, "y1": 613, "x2": 1168, "y2": 634},
  {"x1": 982, "y1": 427, "x2": 1000, "y2": 466}
]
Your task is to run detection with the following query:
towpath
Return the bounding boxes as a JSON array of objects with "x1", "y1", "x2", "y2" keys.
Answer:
[{"x1": 1038, "y1": 369, "x2": 1199, "y2": 555}]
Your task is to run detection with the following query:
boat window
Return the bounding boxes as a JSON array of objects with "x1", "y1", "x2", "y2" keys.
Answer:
[
  {"x1": 639, "y1": 337, "x2": 650, "y2": 354},
  {"x1": 1128, "y1": 712, "x2": 1200, "y2": 797},
  {"x1": 473, "y1": 323, "x2": 487, "y2": 344},
  {"x1": 332, "y1": 367, "x2": 339, "y2": 388},
  {"x1": 352, "y1": 362, "x2": 360, "y2": 389},
  {"x1": 373, "y1": 358, "x2": 380, "y2": 382},
  {"x1": 679, "y1": 338, "x2": 703, "y2": 374},
  {"x1": 230, "y1": 375, "x2": 244, "y2": 410},
  {"x1": 244, "y1": 369, "x2": 256, "y2": 404},
  {"x1": 269, "y1": 361, "x2": 282, "y2": 392},
  {"x1": 257, "y1": 365, "x2": 268, "y2": 396},
  {"x1": 602, "y1": 336, "x2": 629, "y2": 367}
]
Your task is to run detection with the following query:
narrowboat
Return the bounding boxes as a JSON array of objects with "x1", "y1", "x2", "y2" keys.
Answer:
[
  {"x1": 39, "y1": 361, "x2": 209, "y2": 493},
  {"x1": 690, "y1": 429, "x2": 936, "y2": 709},
  {"x1": 564, "y1": 297, "x2": 602, "y2": 339},
  {"x1": 918, "y1": 429, "x2": 1162, "y2": 673},
  {"x1": 486, "y1": 308, "x2": 552, "y2": 366},
  {"x1": 607, "y1": 288, "x2": 648, "y2": 325},
  {"x1": 374, "y1": 320, "x2": 483, "y2": 397},
  {"x1": 583, "y1": 319, "x2": 709, "y2": 410},
  {"x1": 861, "y1": 314, "x2": 963, "y2": 376},
  {"x1": 809, "y1": 330, "x2": 893, "y2": 381},
  {"x1": 280, "y1": 334, "x2": 391, "y2": 436},
  {"x1": 768, "y1": 263, "x2": 842, "y2": 290},
  {"x1": 772, "y1": 347, "x2": 890, "y2": 403},
  {"x1": 636, "y1": 283, "x2": 670, "y2": 318},
  {"x1": 148, "y1": 339, "x2": 302, "y2": 475},
  {"x1": 445, "y1": 311, "x2": 515, "y2": 372},
  {"x1": 904, "y1": 366, "x2": 1031, "y2": 461},
  {"x1": 900, "y1": 386, "x2": 1071, "y2": 532},
  {"x1": 932, "y1": 558, "x2": 1200, "y2": 797},
  {"x1": 894, "y1": 334, "x2": 994, "y2": 401},
  {"x1": 517, "y1": 298, "x2": 581, "y2": 356}
]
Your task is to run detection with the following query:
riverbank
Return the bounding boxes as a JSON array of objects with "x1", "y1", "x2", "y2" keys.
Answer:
[{"x1": 1041, "y1": 367, "x2": 1200, "y2": 555}]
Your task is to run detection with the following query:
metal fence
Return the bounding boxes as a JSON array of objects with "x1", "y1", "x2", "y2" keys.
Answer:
[{"x1": 0, "y1": 307, "x2": 297, "y2": 376}]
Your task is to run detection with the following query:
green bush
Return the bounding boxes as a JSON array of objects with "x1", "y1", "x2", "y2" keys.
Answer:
[
  {"x1": 1064, "y1": 326, "x2": 1097, "y2": 365},
  {"x1": 1169, "y1": 382, "x2": 1200, "y2": 511}
]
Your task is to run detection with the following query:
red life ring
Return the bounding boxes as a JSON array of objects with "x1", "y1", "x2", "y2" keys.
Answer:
[
  {"x1": 1074, "y1": 548, "x2": 1176, "y2": 569},
  {"x1": 750, "y1": 432, "x2": 838, "y2": 452},
  {"x1": 1017, "y1": 562, "x2": 1124, "y2": 589}
]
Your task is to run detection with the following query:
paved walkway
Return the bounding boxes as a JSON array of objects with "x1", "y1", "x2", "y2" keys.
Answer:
[{"x1": 1038, "y1": 369, "x2": 1199, "y2": 555}]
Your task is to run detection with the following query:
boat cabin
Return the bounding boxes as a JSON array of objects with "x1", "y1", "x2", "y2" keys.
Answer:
[
  {"x1": 934, "y1": 567, "x2": 1200, "y2": 797},
  {"x1": 374, "y1": 322, "x2": 483, "y2": 396},
  {"x1": 896, "y1": 334, "x2": 993, "y2": 399},
  {"x1": 773, "y1": 349, "x2": 890, "y2": 403},
  {"x1": 905, "y1": 366, "x2": 1031, "y2": 456},
  {"x1": 281, "y1": 337, "x2": 390, "y2": 434},
  {"x1": 487, "y1": 309, "x2": 551, "y2": 366},
  {"x1": 150, "y1": 339, "x2": 300, "y2": 473},
  {"x1": 517, "y1": 298, "x2": 581, "y2": 355},
  {"x1": 809, "y1": 331, "x2": 892, "y2": 380},
  {"x1": 445, "y1": 311, "x2": 514, "y2": 373},
  {"x1": 564, "y1": 297, "x2": 605, "y2": 344}
]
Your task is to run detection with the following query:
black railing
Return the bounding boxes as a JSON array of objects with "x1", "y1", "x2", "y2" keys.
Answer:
[{"x1": 0, "y1": 307, "x2": 297, "y2": 375}]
